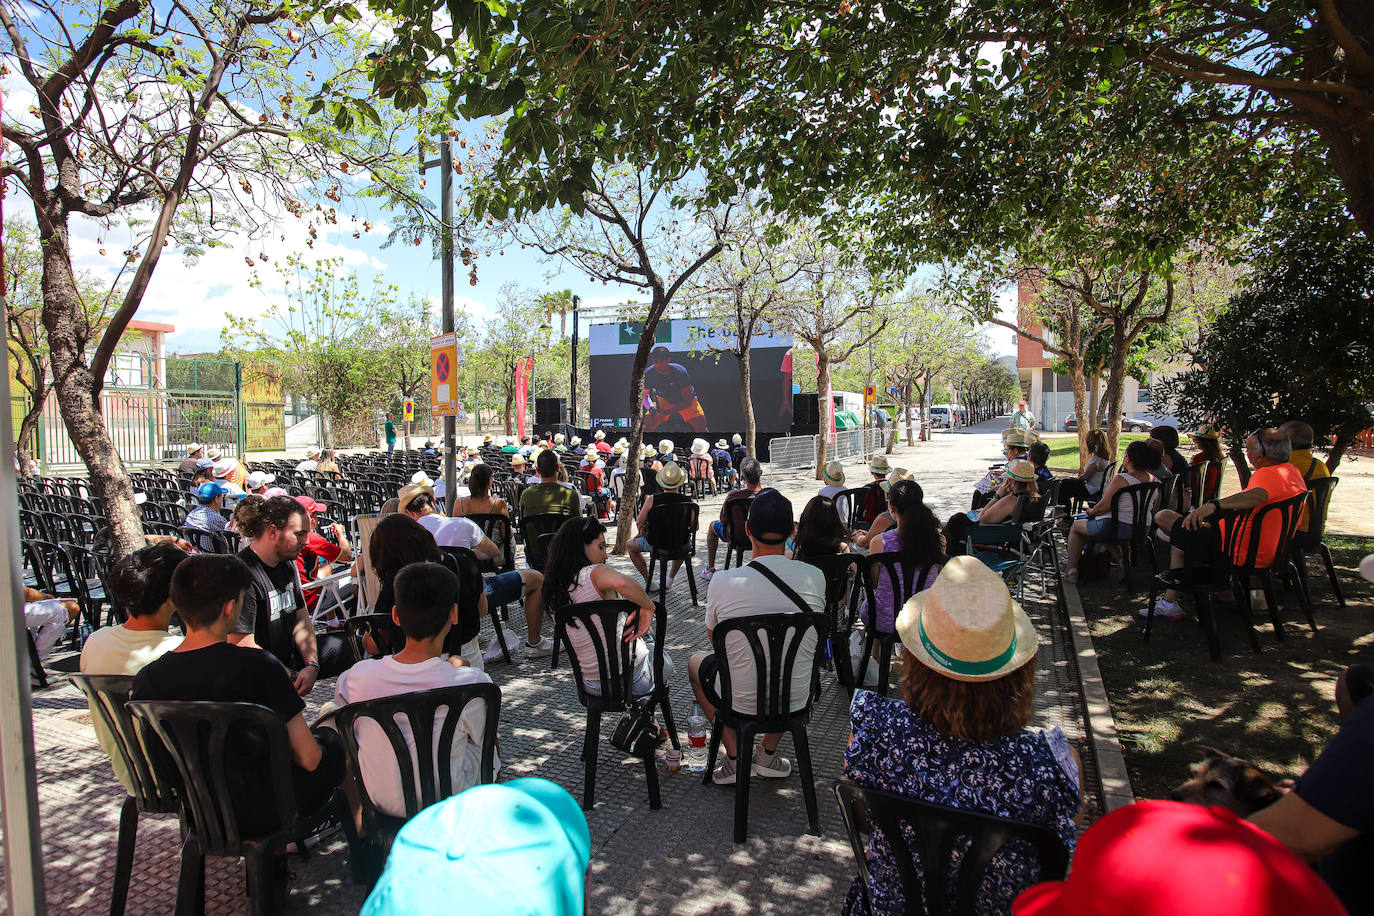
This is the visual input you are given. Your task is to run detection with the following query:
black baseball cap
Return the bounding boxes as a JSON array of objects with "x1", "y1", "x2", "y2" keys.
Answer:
[{"x1": 746, "y1": 488, "x2": 794, "y2": 544}]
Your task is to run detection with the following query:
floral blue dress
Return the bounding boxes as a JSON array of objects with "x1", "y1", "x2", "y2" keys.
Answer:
[{"x1": 842, "y1": 690, "x2": 1080, "y2": 916}]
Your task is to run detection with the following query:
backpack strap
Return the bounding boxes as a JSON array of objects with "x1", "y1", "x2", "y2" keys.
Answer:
[{"x1": 747, "y1": 560, "x2": 815, "y2": 615}]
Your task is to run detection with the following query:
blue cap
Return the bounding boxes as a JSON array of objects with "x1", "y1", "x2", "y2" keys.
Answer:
[
  {"x1": 361, "y1": 778, "x2": 590, "y2": 916},
  {"x1": 195, "y1": 482, "x2": 228, "y2": 502},
  {"x1": 195, "y1": 458, "x2": 215, "y2": 470},
  {"x1": 746, "y1": 487, "x2": 794, "y2": 544}
]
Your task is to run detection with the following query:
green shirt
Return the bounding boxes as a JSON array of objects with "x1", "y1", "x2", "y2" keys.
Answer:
[
  {"x1": 384, "y1": 420, "x2": 396, "y2": 443},
  {"x1": 520, "y1": 482, "x2": 580, "y2": 518}
]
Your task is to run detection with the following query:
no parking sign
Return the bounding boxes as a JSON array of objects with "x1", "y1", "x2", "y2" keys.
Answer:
[{"x1": 430, "y1": 333, "x2": 459, "y2": 417}]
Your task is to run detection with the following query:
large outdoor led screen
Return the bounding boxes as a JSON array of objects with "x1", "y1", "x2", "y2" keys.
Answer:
[{"x1": 588, "y1": 319, "x2": 794, "y2": 434}]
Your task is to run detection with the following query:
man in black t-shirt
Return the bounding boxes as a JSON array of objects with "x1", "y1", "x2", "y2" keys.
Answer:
[
  {"x1": 133, "y1": 554, "x2": 346, "y2": 835},
  {"x1": 233, "y1": 496, "x2": 350, "y2": 691}
]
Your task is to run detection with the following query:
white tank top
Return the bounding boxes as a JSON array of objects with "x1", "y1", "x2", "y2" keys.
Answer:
[{"x1": 1112, "y1": 472, "x2": 1143, "y2": 525}]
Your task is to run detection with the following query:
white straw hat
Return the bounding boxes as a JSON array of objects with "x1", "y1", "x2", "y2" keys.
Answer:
[
  {"x1": 822, "y1": 460, "x2": 845, "y2": 486},
  {"x1": 306, "y1": 445, "x2": 322, "y2": 459},
  {"x1": 658, "y1": 439, "x2": 674, "y2": 455},
  {"x1": 594, "y1": 430, "x2": 606, "y2": 440},
  {"x1": 897, "y1": 556, "x2": 1038, "y2": 683},
  {"x1": 691, "y1": 438, "x2": 709, "y2": 454},
  {"x1": 656, "y1": 462, "x2": 686, "y2": 489}
]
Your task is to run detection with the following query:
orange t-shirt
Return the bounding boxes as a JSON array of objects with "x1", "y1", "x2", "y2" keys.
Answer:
[{"x1": 1225, "y1": 463, "x2": 1307, "y2": 568}]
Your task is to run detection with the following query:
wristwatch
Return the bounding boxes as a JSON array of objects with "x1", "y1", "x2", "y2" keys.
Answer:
[{"x1": 304, "y1": 661, "x2": 320, "y2": 671}]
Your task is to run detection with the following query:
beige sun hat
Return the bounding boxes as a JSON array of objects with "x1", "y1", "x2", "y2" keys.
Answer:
[
  {"x1": 1191, "y1": 423, "x2": 1221, "y2": 440},
  {"x1": 1003, "y1": 428, "x2": 1036, "y2": 449},
  {"x1": 822, "y1": 460, "x2": 845, "y2": 486},
  {"x1": 896, "y1": 555, "x2": 1038, "y2": 683},
  {"x1": 554, "y1": 433, "x2": 565, "y2": 444},
  {"x1": 396, "y1": 480, "x2": 435, "y2": 510},
  {"x1": 186, "y1": 441, "x2": 204, "y2": 455},
  {"x1": 306, "y1": 445, "x2": 322, "y2": 459},
  {"x1": 612, "y1": 443, "x2": 625, "y2": 455},
  {"x1": 1005, "y1": 458, "x2": 1037, "y2": 482},
  {"x1": 510, "y1": 453, "x2": 527, "y2": 466},
  {"x1": 206, "y1": 446, "x2": 223, "y2": 461},
  {"x1": 691, "y1": 438, "x2": 709, "y2": 455},
  {"x1": 658, "y1": 439, "x2": 675, "y2": 455},
  {"x1": 715, "y1": 438, "x2": 729, "y2": 449},
  {"x1": 868, "y1": 454, "x2": 891, "y2": 477},
  {"x1": 880, "y1": 467, "x2": 913, "y2": 493},
  {"x1": 570, "y1": 436, "x2": 581, "y2": 446},
  {"x1": 656, "y1": 461, "x2": 686, "y2": 489},
  {"x1": 594, "y1": 430, "x2": 606, "y2": 440}
]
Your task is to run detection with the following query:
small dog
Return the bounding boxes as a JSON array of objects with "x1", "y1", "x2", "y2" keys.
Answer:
[{"x1": 1169, "y1": 746, "x2": 1285, "y2": 816}]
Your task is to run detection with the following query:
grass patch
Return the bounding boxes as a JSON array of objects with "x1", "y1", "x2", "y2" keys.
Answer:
[
  {"x1": 1040, "y1": 433, "x2": 1148, "y2": 469},
  {"x1": 1078, "y1": 534, "x2": 1374, "y2": 800}
]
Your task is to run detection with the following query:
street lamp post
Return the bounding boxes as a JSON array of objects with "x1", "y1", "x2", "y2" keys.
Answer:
[{"x1": 568, "y1": 294, "x2": 580, "y2": 428}]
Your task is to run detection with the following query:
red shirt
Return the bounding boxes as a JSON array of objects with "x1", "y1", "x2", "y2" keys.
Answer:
[
  {"x1": 296, "y1": 531, "x2": 342, "y2": 609},
  {"x1": 1226, "y1": 462, "x2": 1307, "y2": 568}
]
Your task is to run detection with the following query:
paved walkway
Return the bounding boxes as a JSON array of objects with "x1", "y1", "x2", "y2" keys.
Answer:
[{"x1": 19, "y1": 424, "x2": 1105, "y2": 914}]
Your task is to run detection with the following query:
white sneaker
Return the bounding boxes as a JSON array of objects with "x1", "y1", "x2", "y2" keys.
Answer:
[
  {"x1": 701, "y1": 568, "x2": 716, "y2": 581},
  {"x1": 523, "y1": 636, "x2": 555, "y2": 659},
  {"x1": 1137, "y1": 599, "x2": 1185, "y2": 621},
  {"x1": 483, "y1": 639, "x2": 507, "y2": 663},
  {"x1": 752, "y1": 747, "x2": 792, "y2": 778},
  {"x1": 712, "y1": 754, "x2": 738, "y2": 786}
]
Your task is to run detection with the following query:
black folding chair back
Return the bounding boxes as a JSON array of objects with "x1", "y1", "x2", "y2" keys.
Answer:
[
  {"x1": 334, "y1": 683, "x2": 500, "y2": 884},
  {"x1": 703, "y1": 612, "x2": 826, "y2": 842},
  {"x1": 858, "y1": 553, "x2": 939, "y2": 696},
  {"x1": 439, "y1": 545, "x2": 504, "y2": 660},
  {"x1": 802, "y1": 553, "x2": 863, "y2": 692},
  {"x1": 466, "y1": 513, "x2": 516, "y2": 573},
  {"x1": 345, "y1": 613, "x2": 406, "y2": 662},
  {"x1": 552, "y1": 599, "x2": 677, "y2": 811},
  {"x1": 521, "y1": 511, "x2": 573, "y2": 571},
  {"x1": 833, "y1": 781, "x2": 1070, "y2": 916},
  {"x1": 836, "y1": 485, "x2": 883, "y2": 532},
  {"x1": 1292, "y1": 476, "x2": 1344, "y2": 607},
  {"x1": 180, "y1": 526, "x2": 235, "y2": 555},
  {"x1": 721, "y1": 495, "x2": 755, "y2": 570},
  {"x1": 645, "y1": 494, "x2": 700, "y2": 606},
  {"x1": 71, "y1": 674, "x2": 183, "y2": 916},
  {"x1": 1188, "y1": 459, "x2": 1225, "y2": 508},
  {"x1": 1095, "y1": 481, "x2": 1162, "y2": 589},
  {"x1": 127, "y1": 700, "x2": 343, "y2": 916}
]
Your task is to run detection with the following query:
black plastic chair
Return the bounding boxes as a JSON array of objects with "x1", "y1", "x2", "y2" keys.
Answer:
[
  {"x1": 345, "y1": 614, "x2": 406, "y2": 662},
  {"x1": 180, "y1": 526, "x2": 235, "y2": 555},
  {"x1": 1068, "y1": 461, "x2": 1116, "y2": 516},
  {"x1": 439, "y1": 545, "x2": 507, "y2": 662},
  {"x1": 702, "y1": 612, "x2": 826, "y2": 842},
  {"x1": 833, "y1": 781, "x2": 1070, "y2": 916},
  {"x1": 552, "y1": 599, "x2": 677, "y2": 812},
  {"x1": 1292, "y1": 476, "x2": 1344, "y2": 607},
  {"x1": 801, "y1": 553, "x2": 864, "y2": 693},
  {"x1": 720, "y1": 495, "x2": 755, "y2": 570},
  {"x1": 127, "y1": 700, "x2": 345, "y2": 916},
  {"x1": 645, "y1": 495, "x2": 700, "y2": 607},
  {"x1": 334, "y1": 683, "x2": 500, "y2": 885},
  {"x1": 1188, "y1": 459, "x2": 1225, "y2": 508},
  {"x1": 71, "y1": 674, "x2": 184, "y2": 916},
  {"x1": 1092, "y1": 481, "x2": 1162, "y2": 590},
  {"x1": 520, "y1": 511, "x2": 573, "y2": 571},
  {"x1": 1145, "y1": 494, "x2": 1315, "y2": 661},
  {"x1": 836, "y1": 485, "x2": 884, "y2": 533},
  {"x1": 857, "y1": 553, "x2": 940, "y2": 697}
]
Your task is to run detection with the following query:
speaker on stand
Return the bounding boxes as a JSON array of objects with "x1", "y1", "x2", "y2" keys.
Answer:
[{"x1": 535, "y1": 398, "x2": 567, "y2": 429}]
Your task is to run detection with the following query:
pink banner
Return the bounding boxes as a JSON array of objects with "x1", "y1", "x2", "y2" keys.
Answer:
[
  {"x1": 515, "y1": 357, "x2": 532, "y2": 439},
  {"x1": 826, "y1": 376, "x2": 836, "y2": 445}
]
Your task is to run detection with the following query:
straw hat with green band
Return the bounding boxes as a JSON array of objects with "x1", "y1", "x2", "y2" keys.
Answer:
[
  {"x1": 1004, "y1": 459, "x2": 1036, "y2": 482},
  {"x1": 656, "y1": 461, "x2": 686, "y2": 489},
  {"x1": 868, "y1": 454, "x2": 890, "y2": 477},
  {"x1": 896, "y1": 555, "x2": 1038, "y2": 683},
  {"x1": 822, "y1": 460, "x2": 845, "y2": 486},
  {"x1": 1190, "y1": 423, "x2": 1221, "y2": 440},
  {"x1": 1003, "y1": 428, "x2": 1037, "y2": 449}
]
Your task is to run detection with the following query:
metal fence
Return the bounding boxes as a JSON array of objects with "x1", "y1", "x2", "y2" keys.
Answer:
[{"x1": 765, "y1": 428, "x2": 887, "y2": 469}]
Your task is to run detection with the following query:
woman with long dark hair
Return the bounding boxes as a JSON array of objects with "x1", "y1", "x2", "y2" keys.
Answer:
[
  {"x1": 451, "y1": 463, "x2": 509, "y2": 517},
  {"x1": 542, "y1": 517, "x2": 672, "y2": 703},
  {"x1": 862, "y1": 479, "x2": 945, "y2": 639},
  {"x1": 791, "y1": 495, "x2": 850, "y2": 561}
]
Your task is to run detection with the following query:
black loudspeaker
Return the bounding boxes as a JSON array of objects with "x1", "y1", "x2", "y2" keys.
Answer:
[
  {"x1": 535, "y1": 398, "x2": 566, "y2": 427},
  {"x1": 793, "y1": 393, "x2": 819, "y2": 426}
]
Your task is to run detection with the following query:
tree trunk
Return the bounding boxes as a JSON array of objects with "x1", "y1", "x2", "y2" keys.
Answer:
[
  {"x1": 503, "y1": 389, "x2": 514, "y2": 436},
  {"x1": 404, "y1": 420, "x2": 411, "y2": 450},
  {"x1": 903, "y1": 382, "x2": 915, "y2": 447},
  {"x1": 40, "y1": 222, "x2": 144, "y2": 557},
  {"x1": 918, "y1": 373, "x2": 933, "y2": 442},
  {"x1": 612, "y1": 294, "x2": 668, "y2": 555},
  {"x1": 738, "y1": 348, "x2": 757, "y2": 458},
  {"x1": 1068, "y1": 362, "x2": 1091, "y2": 465},
  {"x1": 1087, "y1": 373, "x2": 1101, "y2": 430},
  {"x1": 1228, "y1": 439, "x2": 1252, "y2": 488},
  {"x1": 1101, "y1": 322, "x2": 1130, "y2": 460},
  {"x1": 814, "y1": 353, "x2": 832, "y2": 479},
  {"x1": 15, "y1": 396, "x2": 43, "y2": 478}
]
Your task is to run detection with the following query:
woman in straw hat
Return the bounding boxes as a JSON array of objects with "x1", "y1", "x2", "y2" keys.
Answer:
[
  {"x1": 818, "y1": 460, "x2": 847, "y2": 500},
  {"x1": 944, "y1": 459, "x2": 1039, "y2": 556},
  {"x1": 842, "y1": 556, "x2": 1083, "y2": 915},
  {"x1": 627, "y1": 462, "x2": 689, "y2": 585},
  {"x1": 1187, "y1": 424, "x2": 1225, "y2": 502}
]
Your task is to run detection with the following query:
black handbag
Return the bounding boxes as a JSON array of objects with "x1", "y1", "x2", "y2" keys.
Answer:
[{"x1": 608, "y1": 698, "x2": 658, "y2": 759}]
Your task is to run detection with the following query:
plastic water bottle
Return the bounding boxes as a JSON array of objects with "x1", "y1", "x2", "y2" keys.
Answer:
[{"x1": 686, "y1": 704, "x2": 709, "y2": 772}]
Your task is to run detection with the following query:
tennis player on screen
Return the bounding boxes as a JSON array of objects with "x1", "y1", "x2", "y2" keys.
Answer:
[{"x1": 642, "y1": 345, "x2": 710, "y2": 432}]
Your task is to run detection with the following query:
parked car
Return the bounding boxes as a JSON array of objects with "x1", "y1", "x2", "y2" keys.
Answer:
[
  {"x1": 927, "y1": 405, "x2": 954, "y2": 428},
  {"x1": 1063, "y1": 413, "x2": 1155, "y2": 433}
]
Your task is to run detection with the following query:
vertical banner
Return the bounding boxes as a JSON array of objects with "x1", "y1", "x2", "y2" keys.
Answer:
[
  {"x1": 826, "y1": 377, "x2": 836, "y2": 445},
  {"x1": 515, "y1": 357, "x2": 533, "y2": 439}
]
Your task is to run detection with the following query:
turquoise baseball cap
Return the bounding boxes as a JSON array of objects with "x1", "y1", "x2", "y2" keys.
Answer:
[{"x1": 361, "y1": 778, "x2": 591, "y2": 916}]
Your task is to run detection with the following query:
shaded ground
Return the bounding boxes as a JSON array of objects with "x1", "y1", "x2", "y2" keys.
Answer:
[{"x1": 1077, "y1": 534, "x2": 1374, "y2": 800}]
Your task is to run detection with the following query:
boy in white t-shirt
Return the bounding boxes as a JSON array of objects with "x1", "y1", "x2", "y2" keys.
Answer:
[
  {"x1": 334, "y1": 562, "x2": 498, "y2": 818},
  {"x1": 79, "y1": 542, "x2": 187, "y2": 791}
]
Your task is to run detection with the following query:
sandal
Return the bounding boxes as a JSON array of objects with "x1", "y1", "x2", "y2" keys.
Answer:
[{"x1": 1062, "y1": 566, "x2": 1079, "y2": 584}]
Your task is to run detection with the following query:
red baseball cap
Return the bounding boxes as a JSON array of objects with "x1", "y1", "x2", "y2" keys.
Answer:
[
  {"x1": 293, "y1": 495, "x2": 323, "y2": 515},
  {"x1": 1013, "y1": 801, "x2": 1347, "y2": 916}
]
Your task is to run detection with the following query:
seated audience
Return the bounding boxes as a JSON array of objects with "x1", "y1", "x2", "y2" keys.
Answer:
[
  {"x1": 520, "y1": 449, "x2": 580, "y2": 518},
  {"x1": 946, "y1": 460, "x2": 1039, "y2": 556},
  {"x1": 293, "y1": 495, "x2": 354, "y2": 614},
  {"x1": 790, "y1": 495, "x2": 850, "y2": 561},
  {"x1": 627, "y1": 462, "x2": 690, "y2": 585},
  {"x1": 132, "y1": 554, "x2": 347, "y2": 835},
  {"x1": 184, "y1": 481, "x2": 229, "y2": 532},
  {"x1": 1187, "y1": 424, "x2": 1226, "y2": 502},
  {"x1": 711, "y1": 439, "x2": 736, "y2": 485},
  {"x1": 334, "y1": 562, "x2": 498, "y2": 818},
  {"x1": 543, "y1": 517, "x2": 673, "y2": 711},
  {"x1": 1055, "y1": 428, "x2": 1113, "y2": 510},
  {"x1": 295, "y1": 445, "x2": 322, "y2": 474},
  {"x1": 1015, "y1": 800, "x2": 1343, "y2": 916},
  {"x1": 80, "y1": 543, "x2": 187, "y2": 790},
  {"x1": 23, "y1": 586, "x2": 80, "y2": 671},
  {"x1": 860, "y1": 479, "x2": 943, "y2": 642},
  {"x1": 1027, "y1": 441, "x2": 1054, "y2": 485},
  {"x1": 1062, "y1": 440, "x2": 1162, "y2": 584},
  {"x1": 232, "y1": 495, "x2": 351, "y2": 683},
  {"x1": 451, "y1": 463, "x2": 510, "y2": 517},
  {"x1": 844, "y1": 557, "x2": 1081, "y2": 915},
  {"x1": 398, "y1": 481, "x2": 548, "y2": 661},
  {"x1": 1150, "y1": 425, "x2": 1190, "y2": 480},
  {"x1": 853, "y1": 468, "x2": 913, "y2": 550},
  {"x1": 973, "y1": 429, "x2": 1033, "y2": 510},
  {"x1": 1282, "y1": 419, "x2": 1330, "y2": 535},
  {"x1": 1144, "y1": 428, "x2": 1306, "y2": 620},
  {"x1": 703, "y1": 457, "x2": 765, "y2": 579},
  {"x1": 689, "y1": 489, "x2": 824, "y2": 786}
]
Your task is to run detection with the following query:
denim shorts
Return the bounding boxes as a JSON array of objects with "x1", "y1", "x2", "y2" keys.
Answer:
[
  {"x1": 631, "y1": 535, "x2": 652, "y2": 552},
  {"x1": 1084, "y1": 517, "x2": 1133, "y2": 539},
  {"x1": 484, "y1": 570, "x2": 524, "y2": 606},
  {"x1": 711, "y1": 520, "x2": 726, "y2": 538}
]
